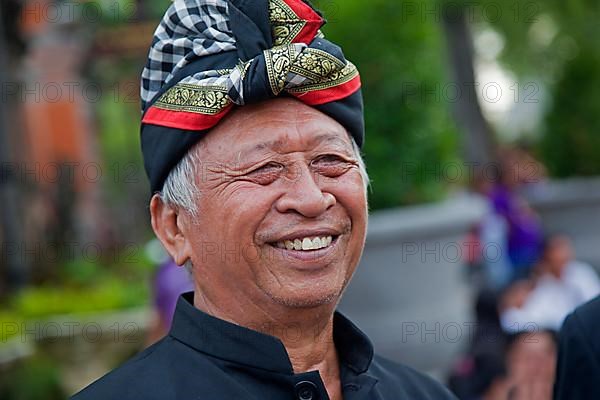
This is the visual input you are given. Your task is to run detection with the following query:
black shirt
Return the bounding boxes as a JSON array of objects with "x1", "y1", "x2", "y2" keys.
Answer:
[
  {"x1": 72, "y1": 292, "x2": 457, "y2": 400},
  {"x1": 554, "y1": 294, "x2": 600, "y2": 400}
]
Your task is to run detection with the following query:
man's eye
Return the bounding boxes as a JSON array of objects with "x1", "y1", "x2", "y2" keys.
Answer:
[
  {"x1": 247, "y1": 162, "x2": 283, "y2": 184},
  {"x1": 311, "y1": 155, "x2": 354, "y2": 176},
  {"x1": 314, "y1": 154, "x2": 342, "y2": 163}
]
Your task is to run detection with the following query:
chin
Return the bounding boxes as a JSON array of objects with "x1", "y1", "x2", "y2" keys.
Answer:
[
  {"x1": 269, "y1": 294, "x2": 338, "y2": 309},
  {"x1": 265, "y1": 279, "x2": 349, "y2": 309}
]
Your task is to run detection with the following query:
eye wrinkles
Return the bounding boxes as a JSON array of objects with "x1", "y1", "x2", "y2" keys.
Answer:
[
  {"x1": 213, "y1": 152, "x2": 359, "y2": 187},
  {"x1": 255, "y1": 154, "x2": 358, "y2": 185}
]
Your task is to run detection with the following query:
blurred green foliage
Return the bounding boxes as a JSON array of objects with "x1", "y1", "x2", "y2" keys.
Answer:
[
  {"x1": 0, "y1": 356, "x2": 66, "y2": 400},
  {"x1": 316, "y1": 0, "x2": 600, "y2": 195},
  {"x1": 96, "y1": 89, "x2": 144, "y2": 197},
  {"x1": 0, "y1": 248, "x2": 152, "y2": 399},
  {"x1": 88, "y1": 0, "x2": 172, "y2": 24},
  {"x1": 12, "y1": 278, "x2": 148, "y2": 319},
  {"x1": 0, "y1": 311, "x2": 23, "y2": 342},
  {"x1": 454, "y1": 0, "x2": 600, "y2": 176},
  {"x1": 0, "y1": 248, "x2": 152, "y2": 341},
  {"x1": 90, "y1": 59, "x2": 154, "y2": 244},
  {"x1": 541, "y1": 49, "x2": 600, "y2": 177},
  {"x1": 89, "y1": 49, "x2": 147, "y2": 197},
  {"x1": 314, "y1": 0, "x2": 460, "y2": 209}
]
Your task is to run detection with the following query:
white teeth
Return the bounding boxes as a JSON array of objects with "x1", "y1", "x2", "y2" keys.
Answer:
[
  {"x1": 275, "y1": 235, "x2": 334, "y2": 251},
  {"x1": 313, "y1": 237, "x2": 322, "y2": 248},
  {"x1": 302, "y1": 238, "x2": 313, "y2": 250}
]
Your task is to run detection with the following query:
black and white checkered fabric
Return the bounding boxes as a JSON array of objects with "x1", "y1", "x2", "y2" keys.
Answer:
[{"x1": 140, "y1": 0, "x2": 236, "y2": 111}]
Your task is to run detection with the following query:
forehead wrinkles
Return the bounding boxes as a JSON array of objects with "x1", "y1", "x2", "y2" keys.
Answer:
[
  {"x1": 201, "y1": 100, "x2": 351, "y2": 165},
  {"x1": 231, "y1": 98, "x2": 323, "y2": 124},
  {"x1": 233, "y1": 132, "x2": 353, "y2": 165}
]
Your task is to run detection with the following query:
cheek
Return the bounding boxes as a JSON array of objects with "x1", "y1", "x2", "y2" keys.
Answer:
[
  {"x1": 328, "y1": 172, "x2": 368, "y2": 221},
  {"x1": 202, "y1": 185, "x2": 279, "y2": 238},
  {"x1": 325, "y1": 173, "x2": 368, "y2": 261}
]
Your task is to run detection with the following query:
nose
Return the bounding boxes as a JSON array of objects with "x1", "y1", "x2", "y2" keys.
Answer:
[{"x1": 275, "y1": 163, "x2": 336, "y2": 218}]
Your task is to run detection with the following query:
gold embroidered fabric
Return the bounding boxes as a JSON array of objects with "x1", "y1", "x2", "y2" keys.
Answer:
[
  {"x1": 154, "y1": 84, "x2": 231, "y2": 115},
  {"x1": 264, "y1": 45, "x2": 359, "y2": 96},
  {"x1": 269, "y1": 0, "x2": 307, "y2": 46},
  {"x1": 264, "y1": 44, "x2": 298, "y2": 95},
  {"x1": 288, "y1": 61, "x2": 359, "y2": 94}
]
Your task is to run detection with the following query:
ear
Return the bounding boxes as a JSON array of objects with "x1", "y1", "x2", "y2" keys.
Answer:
[{"x1": 150, "y1": 195, "x2": 192, "y2": 266}]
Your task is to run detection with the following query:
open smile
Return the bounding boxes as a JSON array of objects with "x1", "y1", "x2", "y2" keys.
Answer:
[
  {"x1": 267, "y1": 235, "x2": 341, "y2": 265},
  {"x1": 273, "y1": 235, "x2": 337, "y2": 251}
]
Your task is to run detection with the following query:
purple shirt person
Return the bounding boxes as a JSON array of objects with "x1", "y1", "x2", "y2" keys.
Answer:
[
  {"x1": 147, "y1": 259, "x2": 193, "y2": 343},
  {"x1": 489, "y1": 183, "x2": 543, "y2": 279}
]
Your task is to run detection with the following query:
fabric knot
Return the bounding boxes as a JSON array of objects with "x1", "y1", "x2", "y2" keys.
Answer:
[
  {"x1": 225, "y1": 38, "x2": 356, "y2": 107},
  {"x1": 264, "y1": 43, "x2": 307, "y2": 95}
]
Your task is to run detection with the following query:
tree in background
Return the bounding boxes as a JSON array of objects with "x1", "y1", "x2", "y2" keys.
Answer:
[
  {"x1": 315, "y1": 0, "x2": 461, "y2": 209},
  {"x1": 318, "y1": 0, "x2": 600, "y2": 208},
  {"x1": 451, "y1": 0, "x2": 600, "y2": 176}
]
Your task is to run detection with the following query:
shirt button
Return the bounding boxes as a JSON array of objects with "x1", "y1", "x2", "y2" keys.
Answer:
[{"x1": 295, "y1": 380, "x2": 318, "y2": 400}]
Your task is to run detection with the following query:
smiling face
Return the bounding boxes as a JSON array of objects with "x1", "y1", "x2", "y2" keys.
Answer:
[{"x1": 171, "y1": 98, "x2": 368, "y2": 312}]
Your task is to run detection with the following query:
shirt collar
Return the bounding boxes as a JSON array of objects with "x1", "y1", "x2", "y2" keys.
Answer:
[{"x1": 169, "y1": 292, "x2": 374, "y2": 374}]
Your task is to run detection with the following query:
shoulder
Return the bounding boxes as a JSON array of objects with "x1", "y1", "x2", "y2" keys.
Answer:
[
  {"x1": 566, "y1": 261, "x2": 600, "y2": 281},
  {"x1": 576, "y1": 294, "x2": 600, "y2": 316},
  {"x1": 555, "y1": 295, "x2": 600, "y2": 399},
  {"x1": 368, "y1": 354, "x2": 458, "y2": 399},
  {"x1": 70, "y1": 337, "x2": 182, "y2": 400},
  {"x1": 562, "y1": 294, "x2": 600, "y2": 341}
]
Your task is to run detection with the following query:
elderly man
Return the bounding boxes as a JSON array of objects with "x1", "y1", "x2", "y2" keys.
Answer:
[{"x1": 72, "y1": 0, "x2": 457, "y2": 399}]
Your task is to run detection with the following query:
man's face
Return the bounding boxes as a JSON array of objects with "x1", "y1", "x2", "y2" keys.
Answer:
[{"x1": 181, "y1": 98, "x2": 368, "y2": 310}]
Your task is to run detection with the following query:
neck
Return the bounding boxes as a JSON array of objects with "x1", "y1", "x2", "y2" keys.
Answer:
[{"x1": 194, "y1": 290, "x2": 343, "y2": 398}]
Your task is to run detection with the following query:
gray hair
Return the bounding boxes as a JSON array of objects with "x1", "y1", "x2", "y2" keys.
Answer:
[{"x1": 158, "y1": 142, "x2": 204, "y2": 218}]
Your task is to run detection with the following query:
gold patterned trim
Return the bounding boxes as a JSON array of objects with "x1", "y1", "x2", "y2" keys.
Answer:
[
  {"x1": 289, "y1": 48, "x2": 345, "y2": 81},
  {"x1": 264, "y1": 44, "x2": 359, "y2": 95},
  {"x1": 269, "y1": 0, "x2": 307, "y2": 46},
  {"x1": 287, "y1": 62, "x2": 359, "y2": 93},
  {"x1": 216, "y1": 68, "x2": 233, "y2": 76},
  {"x1": 154, "y1": 83, "x2": 231, "y2": 114},
  {"x1": 236, "y1": 60, "x2": 252, "y2": 80},
  {"x1": 264, "y1": 44, "x2": 297, "y2": 95}
]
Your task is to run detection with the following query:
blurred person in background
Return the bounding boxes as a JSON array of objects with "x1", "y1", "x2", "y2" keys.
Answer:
[
  {"x1": 500, "y1": 234, "x2": 600, "y2": 332},
  {"x1": 554, "y1": 294, "x2": 600, "y2": 399},
  {"x1": 449, "y1": 353, "x2": 511, "y2": 400},
  {"x1": 469, "y1": 168, "x2": 513, "y2": 291},
  {"x1": 448, "y1": 291, "x2": 511, "y2": 400},
  {"x1": 468, "y1": 146, "x2": 547, "y2": 291},
  {"x1": 506, "y1": 331, "x2": 557, "y2": 400},
  {"x1": 471, "y1": 354, "x2": 511, "y2": 400},
  {"x1": 488, "y1": 148, "x2": 545, "y2": 283},
  {"x1": 448, "y1": 296, "x2": 558, "y2": 400}
]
